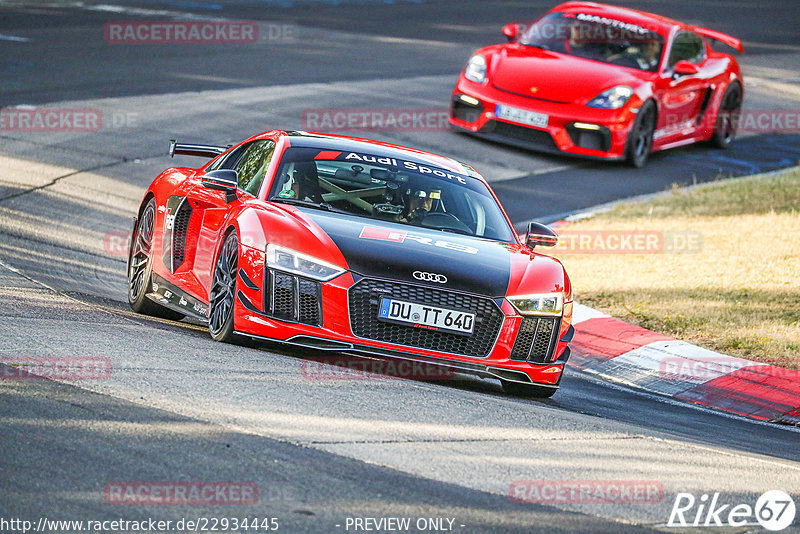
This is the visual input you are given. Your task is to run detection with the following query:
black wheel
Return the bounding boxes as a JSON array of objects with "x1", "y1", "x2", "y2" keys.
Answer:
[
  {"x1": 128, "y1": 198, "x2": 184, "y2": 320},
  {"x1": 625, "y1": 100, "x2": 656, "y2": 168},
  {"x1": 209, "y1": 230, "x2": 239, "y2": 342},
  {"x1": 501, "y1": 379, "x2": 558, "y2": 398},
  {"x1": 710, "y1": 82, "x2": 742, "y2": 149}
]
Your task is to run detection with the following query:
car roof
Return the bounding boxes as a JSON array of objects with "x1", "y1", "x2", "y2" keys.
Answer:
[
  {"x1": 551, "y1": 1, "x2": 681, "y2": 36},
  {"x1": 252, "y1": 130, "x2": 485, "y2": 182}
]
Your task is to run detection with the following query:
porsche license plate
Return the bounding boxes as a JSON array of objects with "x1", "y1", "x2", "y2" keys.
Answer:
[
  {"x1": 495, "y1": 104, "x2": 549, "y2": 128},
  {"x1": 378, "y1": 298, "x2": 475, "y2": 335}
]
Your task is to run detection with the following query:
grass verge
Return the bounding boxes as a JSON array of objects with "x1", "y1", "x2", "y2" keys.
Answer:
[{"x1": 551, "y1": 167, "x2": 800, "y2": 369}]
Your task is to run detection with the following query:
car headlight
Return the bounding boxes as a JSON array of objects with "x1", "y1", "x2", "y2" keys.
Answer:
[
  {"x1": 266, "y1": 244, "x2": 346, "y2": 281},
  {"x1": 508, "y1": 293, "x2": 564, "y2": 316},
  {"x1": 587, "y1": 86, "x2": 633, "y2": 109},
  {"x1": 464, "y1": 54, "x2": 487, "y2": 83}
]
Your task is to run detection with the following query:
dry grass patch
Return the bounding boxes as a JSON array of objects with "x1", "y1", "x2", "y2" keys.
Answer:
[{"x1": 553, "y1": 168, "x2": 800, "y2": 368}]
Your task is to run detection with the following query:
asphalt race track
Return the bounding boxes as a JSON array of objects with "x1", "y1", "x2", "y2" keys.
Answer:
[{"x1": 1, "y1": 1, "x2": 799, "y2": 532}]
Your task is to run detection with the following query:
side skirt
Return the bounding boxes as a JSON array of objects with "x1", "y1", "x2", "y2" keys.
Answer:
[{"x1": 146, "y1": 273, "x2": 209, "y2": 321}]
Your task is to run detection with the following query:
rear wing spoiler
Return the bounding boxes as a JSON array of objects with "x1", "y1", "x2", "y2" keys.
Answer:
[
  {"x1": 169, "y1": 139, "x2": 229, "y2": 159},
  {"x1": 692, "y1": 26, "x2": 743, "y2": 54}
]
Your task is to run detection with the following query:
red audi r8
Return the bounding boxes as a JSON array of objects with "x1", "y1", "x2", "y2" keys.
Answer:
[
  {"x1": 450, "y1": 1, "x2": 744, "y2": 167},
  {"x1": 128, "y1": 131, "x2": 574, "y2": 397}
]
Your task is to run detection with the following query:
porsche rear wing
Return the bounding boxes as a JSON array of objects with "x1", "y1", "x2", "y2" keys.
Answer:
[
  {"x1": 692, "y1": 26, "x2": 743, "y2": 54},
  {"x1": 169, "y1": 139, "x2": 229, "y2": 159}
]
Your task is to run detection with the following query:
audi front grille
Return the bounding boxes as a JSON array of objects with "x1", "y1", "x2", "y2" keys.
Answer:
[{"x1": 348, "y1": 278, "x2": 504, "y2": 358}]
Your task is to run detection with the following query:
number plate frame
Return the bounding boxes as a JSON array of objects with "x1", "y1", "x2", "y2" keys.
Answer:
[
  {"x1": 495, "y1": 104, "x2": 549, "y2": 128},
  {"x1": 378, "y1": 297, "x2": 476, "y2": 336}
]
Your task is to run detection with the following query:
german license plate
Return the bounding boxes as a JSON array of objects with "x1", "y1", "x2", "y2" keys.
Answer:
[
  {"x1": 378, "y1": 298, "x2": 475, "y2": 335},
  {"x1": 495, "y1": 104, "x2": 549, "y2": 128}
]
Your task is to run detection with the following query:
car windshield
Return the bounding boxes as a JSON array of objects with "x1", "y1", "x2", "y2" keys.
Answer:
[
  {"x1": 520, "y1": 12, "x2": 665, "y2": 72},
  {"x1": 267, "y1": 147, "x2": 516, "y2": 242}
]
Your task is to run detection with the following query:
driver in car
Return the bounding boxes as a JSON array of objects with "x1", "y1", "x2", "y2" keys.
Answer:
[
  {"x1": 563, "y1": 22, "x2": 604, "y2": 60},
  {"x1": 402, "y1": 188, "x2": 440, "y2": 225},
  {"x1": 637, "y1": 39, "x2": 662, "y2": 70},
  {"x1": 608, "y1": 38, "x2": 662, "y2": 71},
  {"x1": 276, "y1": 162, "x2": 323, "y2": 203}
]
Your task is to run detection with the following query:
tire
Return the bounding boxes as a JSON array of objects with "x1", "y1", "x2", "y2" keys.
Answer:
[
  {"x1": 625, "y1": 100, "x2": 656, "y2": 168},
  {"x1": 710, "y1": 82, "x2": 742, "y2": 149},
  {"x1": 501, "y1": 379, "x2": 558, "y2": 398},
  {"x1": 127, "y1": 198, "x2": 184, "y2": 320},
  {"x1": 208, "y1": 230, "x2": 240, "y2": 343}
]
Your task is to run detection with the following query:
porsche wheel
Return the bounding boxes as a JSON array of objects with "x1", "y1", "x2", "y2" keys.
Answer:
[
  {"x1": 626, "y1": 100, "x2": 656, "y2": 168},
  {"x1": 501, "y1": 379, "x2": 558, "y2": 399},
  {"x1": 711, "y1": 82, "x2": 742, "y2": 149},
  {"x1": 209, "y1": 230, "x2": 239, "y2": 343},
  {"x1": 128, "y1": 198, "x2": 184, "y2": 320}
]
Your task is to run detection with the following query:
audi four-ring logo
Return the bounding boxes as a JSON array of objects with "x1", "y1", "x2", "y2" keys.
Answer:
[{"x1": 413, "y1": 271, "x2": 447, "y2": 283}]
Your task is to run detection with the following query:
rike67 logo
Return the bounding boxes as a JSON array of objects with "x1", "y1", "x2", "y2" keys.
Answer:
[{"x1": 668, "y1": 490, "x2": 796, "y2": 531}]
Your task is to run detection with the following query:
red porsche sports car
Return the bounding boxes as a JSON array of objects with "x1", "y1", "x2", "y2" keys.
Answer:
[
  {"x1": 450, "y1": 1, "x2": 744, "y2": 167},
  {"x1": 128, "y1": 131, "x2": 574, "y2": 397}
]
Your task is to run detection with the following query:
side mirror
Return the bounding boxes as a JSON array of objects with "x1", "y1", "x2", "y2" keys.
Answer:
[
  {"x1": 502, "y1": 23, "x2": 523, "y2": 42},
  {"x1": 202, "y1": 169, "x2": 238, "y2": 191},
  {"x1": 672, "y1": 60, "x2": 699, "y2": 77},
  {"x1": 202, "y1": 169, "x2": 238, "y2": 203},
  {"x1": 525, "y1": 222, "x2": 558, "y2": 249}
]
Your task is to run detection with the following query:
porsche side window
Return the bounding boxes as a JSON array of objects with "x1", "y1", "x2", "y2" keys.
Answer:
[{"x1": 668, "y1": 31, "x2": 705, "y2": 68}]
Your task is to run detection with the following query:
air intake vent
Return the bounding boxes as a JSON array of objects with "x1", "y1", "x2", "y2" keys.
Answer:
[
  {"x1": 172, "y1": 201, "x2": 193, "y2": 269},
  {"x1": 264, "y1": 269, "x2": 322, "y2": 327},
  {"x1": 510, "y1": 317, "x2": 560, "y2": 363}
]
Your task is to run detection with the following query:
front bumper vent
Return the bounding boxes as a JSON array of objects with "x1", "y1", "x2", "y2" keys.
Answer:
[
  {"x1": 566, "y1": 123, "x2": 612, "y2": 152},
  {"x1": 451, "y1": 95, "x2": 484, "y2": 123},
  {"x1": 510, "y1": 316, "x2": 561, "y2": 363},
  {"x1": 481, "y1": 120, "x2": 560, "y2": 151},
  {"x1": 265, "y1": 269, "x2": 322, "y2": 327}
]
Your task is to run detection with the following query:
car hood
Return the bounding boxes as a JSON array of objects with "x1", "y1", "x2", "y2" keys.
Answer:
[
  {"x1": 488, "y1": 44, "x2": 643, "y2": 103},
  {"x1": 289, "y1": 207, "x2": 568, "y2": 300},
  {"x1": 296, "y1": 208, "x2": 513, "y2": 295},
  {"x1": 244, "y1": 200, "x2": 570, "y2": 302}
]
